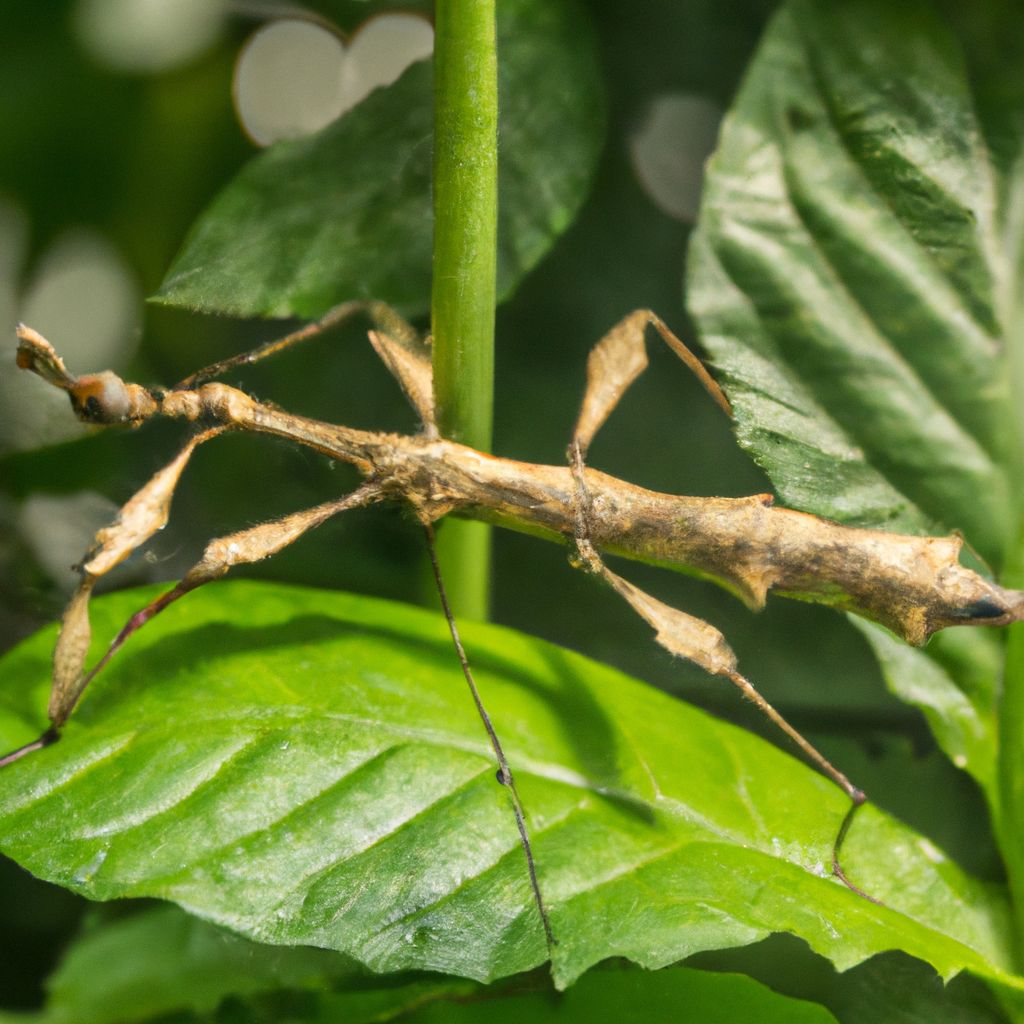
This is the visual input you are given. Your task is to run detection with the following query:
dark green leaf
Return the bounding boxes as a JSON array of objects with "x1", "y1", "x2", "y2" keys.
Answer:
[
  {"x1": 823, "y1": 952, "x2": 1015, "y2": 1024},
  {"x1": 0, "y1": 583, "x2": 1019, "y2": 991},
  {"x1": 391, "y1": 964, "x2": 839, "y2": 1024},
  {"x1": 155, "y1": 0, "x2": 604, "y2": 319},
  {"x1": 42, "y1": 906, "x2": 355, "y2": 1024},
  {"x1": 688, "y1": 0, "x2": 1016, "y2": 561},
  {"x1": 686, "y1": 0, "x2": 1024, "y2": 834},
  {"x1": 20, "y1": 910, "x2": 842, "y2": 1024},
  {"x1": 26, "y1": 904, "x2": 470, "y2": 1024},
  {"x1": 693, "y1": 939, "x2": 1015, "y2": 1024},
  {"x1": 14, "y1": 905, "x2": 843, "y2": 1024}
]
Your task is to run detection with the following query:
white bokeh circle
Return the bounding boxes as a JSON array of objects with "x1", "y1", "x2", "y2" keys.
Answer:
[
  {"x1": 234, "y1": 14, "x2": 434, "y2": 148},
  {"x1": 629, "y1": 93, "x2": 723, "y2": 223},
  {"x1": 74, "y1": 0, "x2": 227, "y2": 73}
]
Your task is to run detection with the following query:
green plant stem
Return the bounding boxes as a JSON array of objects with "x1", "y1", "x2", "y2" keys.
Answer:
[
  {"x1": 999, "y1": 304, "x2": 1024, "y2": 963},
  {"x1": 430, "y1": 0, "x2": 497, "y2": 621},
  {"x1": 996, "y1": 218, "x2": 1024, "y2": 963},
  {"x1": 998, "y1": 520, "x2": 1024, "y2": 971}
]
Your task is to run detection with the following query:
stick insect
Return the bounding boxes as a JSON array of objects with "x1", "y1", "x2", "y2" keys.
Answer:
[{"x1": 6, "y1": 303, "x2": 1024, "y2": 948}]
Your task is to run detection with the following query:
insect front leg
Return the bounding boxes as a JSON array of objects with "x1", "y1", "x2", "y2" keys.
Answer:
[
  {"x1": 0, "y1": 426, "x2": 225, "y2": 765},
  {"x1": 572, "y1": 309, "x2": 729, "y2": 455},
  {"x1": 177, "y1": 301, "x2": 419, "y2": 388},
  {"x1": 0, "y1": 480, "x2": 384, "y2": 769}
]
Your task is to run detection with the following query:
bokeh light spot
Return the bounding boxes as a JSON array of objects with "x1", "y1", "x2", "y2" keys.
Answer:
[
  {"x1": 74, "y1": 0, "x2": 227, "y2": 74},
  {"x1": 234, "y1": 13, "x2": 434, "y2": 148},
  {"x1": 628, "y1": 94, "x2": 723, "y2": 223},
  {"x1": 18, "y1": 492, "x2": 120, "y2": 594},
  {"x1": 2, "y1": 230, "x2": 140, "y2": 453},
  {"x1": 234, "y1": 19, "x2": 348, "y2": 147},
  {"x1": 342, "y1": 14, "x2": 434, "y2": 110}
]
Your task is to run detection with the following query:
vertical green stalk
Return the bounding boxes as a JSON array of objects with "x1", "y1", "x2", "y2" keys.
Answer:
[
  {"x1": 431, "y1": 0, "x2": 497, "y2": 620},
  {"x1": 1000, "y1": 558, "x2": 1024, "y2": 963},
  {"x1": 999, "y1": 254, "x2": 1024, "y2": 959}
]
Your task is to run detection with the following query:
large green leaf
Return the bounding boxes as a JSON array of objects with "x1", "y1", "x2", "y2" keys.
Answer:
[
  {"x1": 688, "y1": 0, "x2": 1017, "y2": 558},
  {"x1": 0, "y1": 582, "x2": 1019, "y2": 991},
  {"x1": 686, "y1": 0, "x2": 1023, "y2": 837},
  {"x1": 154, "y1": 0, "x2": 604, "y2": 319}
]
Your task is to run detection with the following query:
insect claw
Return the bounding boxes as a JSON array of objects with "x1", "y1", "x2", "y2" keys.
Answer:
[
  {"x1": 0, "y1": 726, "x2": 61, "y2": 769},
  {"x1": 829, "y1": 794, "x2": 882, "y2": 905}
]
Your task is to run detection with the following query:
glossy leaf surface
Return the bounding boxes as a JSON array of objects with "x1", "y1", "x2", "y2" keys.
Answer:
[{"x1": 0, "y1": 583, "x2": 1017, "y2": 990}]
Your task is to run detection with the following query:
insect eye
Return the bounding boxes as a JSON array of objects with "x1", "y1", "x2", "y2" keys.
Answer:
[{"x1": 84, "y1": 396, "x2": 102, "y2": 419}]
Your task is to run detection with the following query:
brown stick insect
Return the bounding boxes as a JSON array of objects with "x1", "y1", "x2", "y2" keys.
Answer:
[{"x1": 5, "y1": 302, "x2": 1024, "y2": 948}]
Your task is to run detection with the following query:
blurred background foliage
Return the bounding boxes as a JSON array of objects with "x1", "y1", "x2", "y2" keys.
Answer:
[{"x1": 0, "y1": 0, "x2": 1000, "y2": 1014}]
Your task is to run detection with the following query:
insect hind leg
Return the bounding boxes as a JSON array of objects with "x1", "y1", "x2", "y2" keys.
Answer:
[{"x1": 568, "y1": 413, "x2": 876, "y2": 902}]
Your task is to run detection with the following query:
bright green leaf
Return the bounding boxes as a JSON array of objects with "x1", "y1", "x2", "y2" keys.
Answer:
[
  {"x1": 0, "y1": 582, "x2": 1019, "y2": 991},
  {"x1": 154, "y1": 0, "x2": 604, "y2": 319}
]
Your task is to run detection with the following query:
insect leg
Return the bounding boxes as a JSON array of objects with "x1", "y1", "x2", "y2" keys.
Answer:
[
  {"x1": 177, "y1": 302, "x2": 419, "y2": 388},
  {"x1": 573, "y1": 310, "x2": 729, "y2": 459},
  {"x1": 367, "y1": 328, "x2": 435, "y2": 434},
  {"x1": 0, "y1": 482, "x2": 385, "y2": 771},
  {"x1": 77, "y1": 482, "x2": 387, "y2": 714},
  {"x1": 567, "y1": 439, "x2": 876, "y2": 902},
  {"x1": 0, "y1": 426, "x2": 225, "y2": 764},
  {"x1": 423, "y1": 521, "x2": 556, "y2": 956}
]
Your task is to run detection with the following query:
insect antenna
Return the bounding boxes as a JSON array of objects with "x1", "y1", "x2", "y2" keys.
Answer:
[{"x1": 422, "y1": 522, "x2": 556, "y2": 954}]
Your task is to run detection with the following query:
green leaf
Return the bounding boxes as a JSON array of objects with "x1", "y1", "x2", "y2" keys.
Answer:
[
  {"x1": 686, "y1": 0, "x2": 1024, "y2": 844},
  {"x1": 0, "y1": 582, "x2": 1019, "y2": 991},
  {"x1": 21, "y1": 909, "x2": 841, "y2": 1024},
  {"x1": 41, "y1": 906, "x2": 356, "y2": 1024},
  {"x1": 688, "y1": 0, "x2": 1016, "y2": 561},
  {"x1": 154, "y1": 0, "x2": 604, "y2": 319},
  {"x1": 385, "y1": 965, "x2": 840, "y2": 1024},
  {"x1": 999, "y1": 617, "x2": 1024, "y2": 953},
  {"x1": 27, "y1": 904, "x2": 471, "y2": 1024}
]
